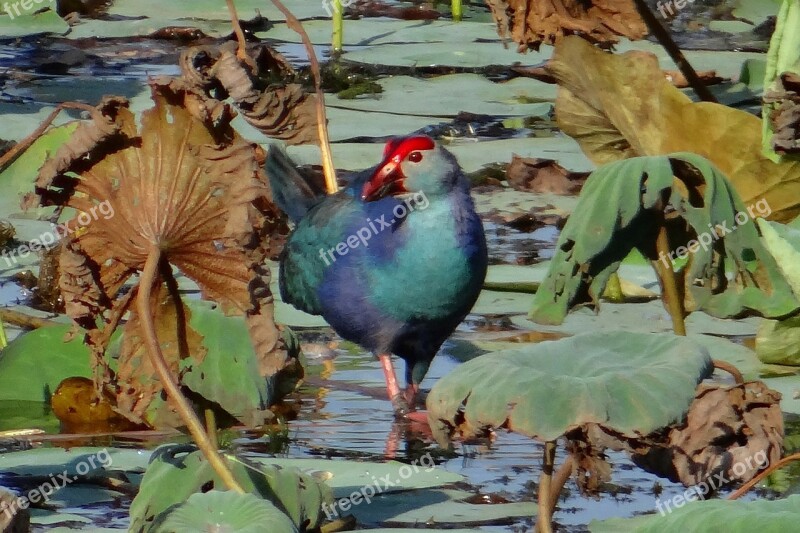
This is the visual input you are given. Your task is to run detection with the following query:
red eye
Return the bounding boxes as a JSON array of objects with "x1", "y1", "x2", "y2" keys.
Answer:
[{"x1": 408, "y1": 151, "x2": 423, "y2": 163}]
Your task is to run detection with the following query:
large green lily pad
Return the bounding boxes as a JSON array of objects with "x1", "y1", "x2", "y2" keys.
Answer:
[
  {"x1": 283, "y1": 137, "x2": 591, "y2": 175},
  {"x1": 0, "y1": 7, "x2": 68, "y2": 38},
  {"x1": 427, "y1": 331, "x2": 713, "y2": 442},
  {"x1": 129, "y1": 445, "x2": 331, "y2": 532},
  {"x1": 107, "y1": 0, "x2": 327, "y2": 22},
  {"x1": 0, "y1": 122, "x2": 76, "y2": 219},
  {"x1": 180, "y1": 300, "x2": 277, "y2": 424},
  {"x1": 590, "y1": 493, "x2": 800, "y2": 532},
  {"x1": 252, "y1": 457, "x2": 463, "y2": 498},
  {"x1": 326, "y1": 74, "x2": 555, "y2": 117},
  {"x1": 155, "y1": 491, "x2": 298, "y2": 533},
  {"x1": 341, "y1": 42, "x2": 551, "y2": 68},
  {"x1": 349, "y1": 488, "x2": 537, "y2": 527},
  {"x1": 0, "y1": 324, "x2": 91, "y2": 403},
  {"x1": 260, "y1": 19, "x2": 501, "y2": 46},
  {"x1": 757, "y1": 315, "x2": 800, "y2": 365}
]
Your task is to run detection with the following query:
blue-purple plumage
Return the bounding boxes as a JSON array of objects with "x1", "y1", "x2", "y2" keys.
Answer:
[{"x1": 268, "y1": 137, "x2": 487, "y2": 394}]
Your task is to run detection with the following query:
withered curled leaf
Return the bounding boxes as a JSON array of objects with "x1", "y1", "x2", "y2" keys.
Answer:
[
  {"x1": 485, "y1": 0, "x2": 647, "y2": 52},
  {"x1": 589, "y1": 381, "x2": 784, "y2": 488},
  {"x1": 179, "y1": 42, "x2": 319, "y2": 146},
  {"x1": 26, "y1": 81, "x2": 293, "y2": 427}
]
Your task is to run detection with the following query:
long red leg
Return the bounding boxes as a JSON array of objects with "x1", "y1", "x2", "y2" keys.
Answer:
[{"x1": 378, "y1": 353, "x2": 409, "y2": 415}]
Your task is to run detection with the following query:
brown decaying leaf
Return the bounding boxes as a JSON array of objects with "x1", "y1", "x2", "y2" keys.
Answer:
[
  {"x1": 765, "y1": 72, "x2": 800, "y2": 156},
  {"x1": 26, "y1": 81, "x2": 292, "y2": 427},
  {"x1": 179, "y1": 41, "x2": 318, "y2": 146},
  {"x1": 506, "y1": 154, "x2": 589, "y2": 194},
  {"x1": 565, "y1": 439, "x2": 611, "y2": 496},
  {"x1": 584, "y1": 381, "x2": 783, "y2": 488},
  {"x1": 548, "y1": 36, "x2": 800, "y2": 223},
  {"x1": 346, "y1": 0, "x2": 440, "y2": 20},
  {"x1": 485, "y1": 0, "x2": 647, "y2": 52},
  {"x1": 116, "y1": 286, "x2": 207, "y2": 425}
]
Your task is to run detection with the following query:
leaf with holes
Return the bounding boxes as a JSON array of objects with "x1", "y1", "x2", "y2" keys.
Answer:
[
  {"x1": 549, "y1": 36, "x2": 800, "y2": 222},
  {"x1": 529, "y1": 153, "x2": 799, "y2": 326}
]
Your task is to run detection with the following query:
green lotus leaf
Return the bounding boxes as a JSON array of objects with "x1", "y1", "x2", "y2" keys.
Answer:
[
  {"x1": 129, "y1": 444, "x2": 331, "y2": 532},
  {"x1": 530, "y1": 153, "x2": 800, "y2": 325},
  {"x1": 590, "y1": 493, "x2": 800, "y2": 532},
  {"x1": 427, "y1": 331, "x2": 713, "y2": 443},
  {"x1": 155, "y1": 490, "x2": 297, "y2": 533}
]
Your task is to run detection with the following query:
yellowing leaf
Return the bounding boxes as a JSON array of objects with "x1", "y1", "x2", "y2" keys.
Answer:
[{"x1": 549, "y1": 36, "x2": 800, "y2": 223}]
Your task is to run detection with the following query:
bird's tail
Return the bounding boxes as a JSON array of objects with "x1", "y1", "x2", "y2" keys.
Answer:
[{"x1": 265, "y1": 144, "x2": 327, "y2": 223}]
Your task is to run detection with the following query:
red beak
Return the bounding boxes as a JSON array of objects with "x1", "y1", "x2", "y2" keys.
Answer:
[{"x1": 361, "y1": 155, "x2": 405, "y2": 201}]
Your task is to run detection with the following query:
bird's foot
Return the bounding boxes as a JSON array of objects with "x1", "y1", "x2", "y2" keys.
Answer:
[
  {"x1": 403, "y1": 410, "x2": 429, "y2": 425},
  {"x1": 390, "y1": 393, "x2": 412, "y2": 418}
]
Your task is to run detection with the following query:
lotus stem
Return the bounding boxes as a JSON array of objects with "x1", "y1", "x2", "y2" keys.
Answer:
[
  {"x1": 452, "y1": 0, "x2": 462, "y2": 21},
  {"x1": 653, "y1": 224, "x2": 686, "y2": 336},
  {"x1": 729, "y1": 451, "x2": 800, "y2": 500},
  {"x1": 271, "y1": 0, "x2": 338, "y2": 194},
  {"x1": 225, "y1": 0, "x2": 250, "y2": 64},
  {"x1": 712, "y1": 359, "x2": 744, "y2": 384},
  {"x1": 332, "y1": 0, "x2": 343, "y2": 53},
  {"x1": 205, "y1": 409, "x2": 219, "y2": 451},
  {"x1": 630, "y1": 0, "x2": 717, "y2": 103},
  {"x1": 549, "y1": 454, "x2": 574, "y2": 510},
  {"x1": 137, "y1": 247, "x2": 244, "y2": 494},
  {"x1": 537, "y1": 440, "x2": 557, "y2": 533},
  {"x1": 0, "y1": 317, "x2": 6, "y2": 350}
]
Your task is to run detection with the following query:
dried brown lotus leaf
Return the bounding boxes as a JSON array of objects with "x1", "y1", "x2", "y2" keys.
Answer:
[
  {"x1": 485, "y1": 0, "x2": 647, "y2": 52},
  {"x1": 28, "y1": 82, "x2": 291, "y2": 426}
]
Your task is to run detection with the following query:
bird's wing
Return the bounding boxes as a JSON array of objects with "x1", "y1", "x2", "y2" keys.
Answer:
[
  {"x1": 278, "y1": 192, "x2": 362, "y2": 315},
  {"x1": 265, "y1": 145, "x2": 327, "y2": 223}
]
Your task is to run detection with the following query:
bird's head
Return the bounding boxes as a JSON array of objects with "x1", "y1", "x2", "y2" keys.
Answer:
[{"x1": 361, "y1": 135, "x2": 461, "y2": 202}]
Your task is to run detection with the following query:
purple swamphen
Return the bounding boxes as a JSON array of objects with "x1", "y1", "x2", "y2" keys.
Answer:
[{"x1": 267, "y1": 135, "x2": 488, "y2": 417}]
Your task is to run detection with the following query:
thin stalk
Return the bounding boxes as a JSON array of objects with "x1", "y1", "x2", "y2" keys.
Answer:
[
  {"x1": 0, "y1": 317, "x2": 6, "y2": 350},
  {"x1": 729, "y1": 452, "x2": 800, "y2": 500},
  {"x1": 631, "y1": 0, "x2": 717, "y2": 103},
  {"x1": 271, "y1": 0, "x2": 338, "y2": 194},
  {"x1": 451, "y1": 0, "x2": 462, "y2": 21},
  {"x1": 205, "y1": 409, "x2": 219, "y2": 451},
  {"x1": 225, "y1": 0, "x2": 251, "y2": 64},
  {"x1": 537, "y1": 440, "x2": 557, "y2": 533},
  {"x1": 0, "y1": 102, "x2": 96, "y2": 172},
  {"x1": 712, "y1": 359, "x2": 744, "y2": 384},
  {"x1": 549, "y1": 455, "x2": 574, "y2": 511},
  {"x1": 332, "y1": 0, "x2": 343, "y2": 53},
  {"x1": 653, "y1": 224, "x2": 686, "y2": 336},
  {"x1": 137, "y1": 247, "x2": 244, "y2": 493}
]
